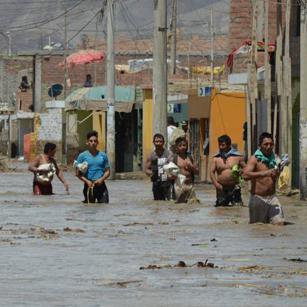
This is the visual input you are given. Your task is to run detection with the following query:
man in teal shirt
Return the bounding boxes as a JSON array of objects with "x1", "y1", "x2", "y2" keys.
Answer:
[{"x1": 76, "y1": 130, "x2": 110, "y2": 203}]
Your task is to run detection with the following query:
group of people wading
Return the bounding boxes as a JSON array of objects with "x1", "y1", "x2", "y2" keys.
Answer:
[
  {"x1": 145, "y1": 130, "x2": 286, "y2": 225},
  {"x1": 29, "y1": 130, "x2": 110, "y2": 204},
  {"x1": 28, "y1": 128, "x2": 286, "y2": 226}
]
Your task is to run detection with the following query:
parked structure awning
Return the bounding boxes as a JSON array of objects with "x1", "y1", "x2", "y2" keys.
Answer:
[{"x1": 65, "y1": 86, "x2": 136, "y2": 113}]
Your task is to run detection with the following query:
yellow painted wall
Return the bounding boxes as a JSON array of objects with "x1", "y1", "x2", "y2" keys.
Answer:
[
  {"x1": 77, "y1": 111, "x2": 93, "y2": 151},
  {"x1": 209, "y1": 90, "x2": 246, "y2": 157},
  {"x1": 142, "y1": 89, "x2": 153, "y2": 167},
  {"x1": 92, "y1": 111, "x2": 106, "y2": 151}
]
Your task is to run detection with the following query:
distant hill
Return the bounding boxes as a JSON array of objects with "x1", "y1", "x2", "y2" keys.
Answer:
[{"x1": 0, "y1": 0, "x2": 229, "y2": 54}]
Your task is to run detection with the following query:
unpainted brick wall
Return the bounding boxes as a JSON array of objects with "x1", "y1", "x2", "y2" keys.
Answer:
[
  {"x1": 0, "y1": 57, "x2": 33, "y2": 108},
  {"x1": 229, "y1": 0, "x2": 283, "y2": 73}
]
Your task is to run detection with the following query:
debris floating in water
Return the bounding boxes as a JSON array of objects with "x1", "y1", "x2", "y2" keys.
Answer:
[
  {"x1": 285, "y1": 257, "x2": 307, "y2": 263},
  {"x1": 140, "y1": 259, "x2": 215, "y2": 270}
]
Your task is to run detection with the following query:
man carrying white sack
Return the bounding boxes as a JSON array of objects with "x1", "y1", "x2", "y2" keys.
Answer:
[
  {"x1": 145, "y1": 133, "x2": 173, "y2": 200},
  {"x1": 75, "y1": 130, "x2": 110, "y2": 204}
]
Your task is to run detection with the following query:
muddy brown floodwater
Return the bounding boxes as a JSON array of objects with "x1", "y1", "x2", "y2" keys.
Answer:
[{"x1": 0, "y1": 168, "x2": 307, "y2": 306}]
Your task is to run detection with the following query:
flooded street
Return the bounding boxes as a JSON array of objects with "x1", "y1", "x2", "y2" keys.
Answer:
[{"x1": 0, "y1": 168, "x2": 307, "y2": 306}]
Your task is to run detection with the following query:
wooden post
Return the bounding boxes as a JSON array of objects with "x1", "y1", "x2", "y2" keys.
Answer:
[
  {"x1": 245, "y1": 82, "x2": 252, "y2": 158},
  {"x1": 250, "y1": 0, "x2": 258, "y2": 151},
  {"x1": 299, "y1": 0, "x2": 307, "y2": 198},
  {"x1": 106, "y1": 0, "x2": 116, "y2": 179},
  {"x1": 284, "y1": 0, "x2": 292, "y2": 169},
  {"x1": 7, "y1": 114, "x2": 11, "y2": 158},
  {"x1": 264, "y1": 0, "x2": 271, "y2": 133},
  {"x1": 275, "y1": 24, "x2": 283, "y2": 146},
  {"x1": 210, "y1": 8, "x2": 214, "y2": 85}
]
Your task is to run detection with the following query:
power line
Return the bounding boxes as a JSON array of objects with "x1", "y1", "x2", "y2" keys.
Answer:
[
  {"x1": 118, "y1": 1, "x2": 151, "y2": 51},
  {"x1": 0, "y1": 0, "x2": 73, "y2": 3},
  {"x1": 67, "y1": 10, "x2": 101, "y2": 44},
  {"x1": 5, "y1": 0, "x2": 85, "y2": 31}
]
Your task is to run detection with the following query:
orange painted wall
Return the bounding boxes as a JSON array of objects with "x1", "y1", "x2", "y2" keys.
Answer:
[{"x1": 209, "y1": 91, "x2": 246, "y2": 157}]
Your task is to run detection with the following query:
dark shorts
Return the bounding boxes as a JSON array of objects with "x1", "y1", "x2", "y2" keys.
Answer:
[
  {"x1": 83, "y1": 182, "x2": 109, "y2": 204},
  {"x1": 152, "y1": 181, "x2": 171, "y2": 200},
  {"x1": 215, "y1": 185, "x2": 243, "y2": 207},
  {"x1": 33, "y1": 182, "x2": 53, "y2": 195},
  {"x1": 249, "y1": 194, "x2": 284, "y2": 224}
]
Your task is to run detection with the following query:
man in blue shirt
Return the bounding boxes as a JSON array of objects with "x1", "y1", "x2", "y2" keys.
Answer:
[{"x1": 76, "y1": 130, "x2": 110, "y2": 203}]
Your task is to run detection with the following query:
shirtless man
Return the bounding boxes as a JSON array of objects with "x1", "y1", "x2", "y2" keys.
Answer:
[
  {"x1": 173, "y1": 137, "x2": 199, "y2": 203},
  {"x1": 145, "y1": 133, "x2": 173, "y2": 200},
  {"x1": 28, "y1": 142, "x2": 69, "y2": 195},
  {"x1": 243, "y1": 132, "x2": 285, "y2": 224},
  {"x1": 210, "y1": 135, "x2": 245, "y2": 207}
]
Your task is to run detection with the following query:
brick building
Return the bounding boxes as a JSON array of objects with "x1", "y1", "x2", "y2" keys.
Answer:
[
  {"x1": 228, "y1": 0, "x2": 302, "y2": 188},
  {"x1": 228, "y1": 0, "x2": 285, "y2": 73},
  {"x1": 0, "y1": 32, "x2": 230, "y2": 164}
]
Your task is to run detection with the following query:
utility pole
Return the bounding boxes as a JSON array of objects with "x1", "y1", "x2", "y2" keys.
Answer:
[
  {"x1": 170, "y1": 0, "x2": 177, "y2": 75},
  {"x1": 300, "y1": 0, "x2": 307, "y2": 199},
  {"x1": 7, "y1": 114, "x2": 11, "y2": 158},
  {"x1": 64, "y1": 9, "x2": 68, "y2": 99},
  {"x1": 210, "y1": 8, "x2": 214, "y2": 85},
  {"x1": 275, "y1": 0, "x2": 282, "y2": 145},
  {"x1": 248, "y1": 0, "x2": 258, "y2": 153},
  {"x1": 62, "y1": 9, "x2": 68, "y2": 164},
  {"x1": 283, "y1": 0, "x2": 292, "y2": 183},
  {"x1": 264, "y1": 0, "x2": 271, "y2": 133},
  {"x1": 106, "y1": 0, "x2": 116, "y2": 179},
  {"x1": 187, "y1": 41, "x2": 191, "y2": 80},
  {"x1": 153, "y1": 0, "x2": 167, "y2": 138},
  {"x1": 0, "y1": 31, "x2": 11, "y2": 56},
  {"x1": 7, "y1": 32, "x2": 11, "y2": 56}
]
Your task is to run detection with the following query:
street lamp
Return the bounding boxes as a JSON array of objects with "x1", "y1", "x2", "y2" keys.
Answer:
[{"x1": 0, "y1": 31, "x2": 12, "y2": 56}]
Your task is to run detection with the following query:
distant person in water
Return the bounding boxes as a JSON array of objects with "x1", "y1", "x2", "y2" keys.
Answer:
[
  {"x1": 243, "y1": 132, "x2": 285, "y2": 225},
  {"x1": 28, "y1": 142, "x2": 69, "y2": 195},
  {"x1": 75, "y1": 130, "x2": 110, "y2": 203},
  {"x1": 145, "y1": 133, "x2": 173, "y2": 200},
  {"x1": 210, "y1": 135, "x2": 245, "y2": 207},
  {"x1": 172, "y1": 137, "x2": 199, "y2": 203}
]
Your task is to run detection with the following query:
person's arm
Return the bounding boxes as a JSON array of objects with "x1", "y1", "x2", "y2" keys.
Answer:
[
  {"x1": 238, "y1": 156, "x2": 246, "y2": 172},
  {"x1": 168, "y1": 151, "x2": 174, "y2": 163},
  {"x1": 94, "y1": 168, "x2": 110, "y2": 186},
  {"x1": 210, "y1": 158, "x2": 223, "y2": 190},
  {"x1": 76, "y1": 170, "x2": 93, "y2": 188},
  {"x1": 145, "y1": 154, "x2": 152, "y2": 177},
  {"x1": 54, "y1": 160, "x2": 69, "y2": 191},
  {"x1": 93, "y1": 154, "x2": 111, "y2": 186},
  {"x1": 243, "y1": 156, "x2": 277, "y2": 180},
  {"x1": 75, "y1": 153, "x2": 93, "y2": 188},
  {"x1": 187, "y1": 156, "x2": 199, "y2": 174},
  {"x1": 28, "y1": 156, "x2": 40, "y2": 173}
]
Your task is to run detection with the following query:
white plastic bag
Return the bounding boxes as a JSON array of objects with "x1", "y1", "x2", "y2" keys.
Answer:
[
  {"x1": 36, "y1": 163, "x2": 56, "y2": 184},
  {"x1": 163, "y1": 162, "x2": 179, "y2": 177},
  {"x1": 73, "y1": 160, "x2": 88, "y2": 174}
]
